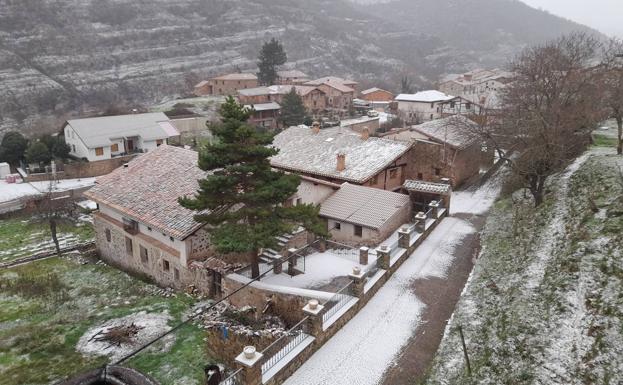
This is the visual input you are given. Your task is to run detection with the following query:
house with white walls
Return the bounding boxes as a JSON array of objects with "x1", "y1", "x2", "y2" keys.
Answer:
[{"x1": 63, "y1": 112, "x2": 179, "y2": 161}]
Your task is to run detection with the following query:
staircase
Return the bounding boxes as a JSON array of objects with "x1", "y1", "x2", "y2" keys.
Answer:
[{"x1": 259, "y1": 232, "x2": 294, "y2": 264}]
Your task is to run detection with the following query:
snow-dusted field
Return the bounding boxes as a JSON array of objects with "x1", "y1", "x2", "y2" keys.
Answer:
[
  {"x1": 283, "y1": 171, "x2": 503, "y2": 385},
  {"x1": 0, "y1": 177, "x2": 96, "y2": 203}
]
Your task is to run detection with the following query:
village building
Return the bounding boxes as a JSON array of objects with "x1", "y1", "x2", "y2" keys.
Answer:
[
  {"x1": 194, "y1": 73, "x2": 259, "y2": 96},
  {"x1": 63, "y1": 113, "x2": 179, "y2": 162},
  {"x1": 244, "y1": 102, "x2": 281, "y2": 130},
  {"x1": 385, "y1": 115, "x2": 490, "y2": 187},
  {"x1": 304, "y1": 77, "x2": 358, "y2": 116},
  {"x1": 84, "y1": 145, "x2": 230, "y2": 295},
  {"x1": 319, "y1": 183, "x2": 411, "y2": 246},
  {"x1": 340, "y1": 116, "x2": 381, "y2": 134},
  {"x1": 238, "y1": 85, "x2": 326, "y2": 115},
  {"x1": 360, "y1": 87, "x2": 394, "y2": 102},
  {"x1": 276, "y1": 70, "x2": 310, "y2": 85},
  {"x1": 395, "y1": 90, "x2": 457, "y2": 123},
  {"x1": 270, "y1": 125, "x2": 412, "y2": 191},
  {"x1": 438, "y1": 68, "x2": 514, "y2": 108}
]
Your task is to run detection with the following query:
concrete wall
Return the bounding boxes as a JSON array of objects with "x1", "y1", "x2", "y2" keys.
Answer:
[{"x1": 291, "y1": 179, "x2": 337, "y2": 206}]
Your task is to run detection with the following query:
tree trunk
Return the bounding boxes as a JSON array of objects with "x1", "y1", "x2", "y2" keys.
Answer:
[
  {"x1": 250, "y1": 249, "x2": 260, "y2": 280},
  {"x1": 50, "y1": 217, "x2": 62, "y2": 257},
  {"x1": 617, "y1": 117, "x2": 622, "y2": 155},
  {"x1": 529, "y1": 174, "x2": 546, "y2": 208}
]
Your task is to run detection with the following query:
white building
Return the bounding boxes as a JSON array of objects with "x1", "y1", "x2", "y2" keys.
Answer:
[
  {"x1": 63, "y1": 112, "x2": 179, "y2": 162},
  {"x1": 438, "y1": 68, "x2": 514, "y2": 108},
  {"x1": 395, "y1": 90, "x2": 457, "y2": 123}
]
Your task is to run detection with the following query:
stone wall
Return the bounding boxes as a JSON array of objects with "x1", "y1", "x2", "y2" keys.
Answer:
[
  {"x1": 205, "y1": 328, "x2": 278, "y2": 369},
  {"x1": 24, "y1": 155, "x2": 136, "y2": 182}
]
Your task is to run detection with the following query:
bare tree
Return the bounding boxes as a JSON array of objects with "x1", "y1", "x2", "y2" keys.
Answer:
[
  {"x1": 469, "y1": 33, "x2": 604, "y2": 206},
  {"x1": 600, "y1": 38, "x2": 623, "y2": 154},
  {"x1": 36, "y1": 170, "x2": 73, "y2": 257}
]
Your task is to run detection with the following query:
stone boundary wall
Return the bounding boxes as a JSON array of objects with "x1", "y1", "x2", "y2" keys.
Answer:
[{"x1": 24, "y1": 155, "x2": 137, "y2": 182}]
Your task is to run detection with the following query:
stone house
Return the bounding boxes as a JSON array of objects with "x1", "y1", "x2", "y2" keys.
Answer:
[
  {"x1": 244, "y1": 102, "x2": 281, "y2": 131},
  {"x1": 360, "y1": 87, "x2": 394, "y2": 102},
  {"x1": 196, "y1": 73, "x2": 259, "y2": 96},
  {"x1": 304, "y1": 77, "x2": 358, "y2": 116},
  {"x1": 438, "y1": 68, "x2": 514, "y2": 109},
  {"x1": 63, "y1": 113, "x2": 179, "y2": 162},
  {"x1": 385, "y1": 115, "x2": 491, "y2": 187},
  {"x1": 276, "y1": 70, "x2": 310, "y2": 85},
  {"x1": 84, "y1": 145, "x2": 230, "y2": 295},
  {"x1": 238, "y1": 85, "x2": 326, "y2": 115},
  {"x1": 319, "y1": 183, "x2": 411, "y2": 246},
  {"x1": 395, "y1": 90, "x2": 457, "y2": 123},
  {"x1": 270, "y1": 125, "x2": 412, "y2": 192}
]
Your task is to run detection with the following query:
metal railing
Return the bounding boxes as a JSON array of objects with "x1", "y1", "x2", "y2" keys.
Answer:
[
  {"x1": 322, "y1": 281, "x2": 354, "y2": 325},
  {"x1": 220, "y1": 368, "x2": 243, "y2": 385},
  {"x1": 261, "y1": 317, "x2": 310, "y2": 376}
]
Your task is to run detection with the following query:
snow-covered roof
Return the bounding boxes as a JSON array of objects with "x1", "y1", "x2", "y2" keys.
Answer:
[
  {"x1": 65, "y1": 112, "x2": 174, "y2": 149},
  {"x1": 212, "y1": 73, "x2": 257, "y2": 81},
  {"x1": 239, "y1": 85, "x2": 321, "y2": 97},
  {"x1": 84, "y1": 145, "x2": 208, "y2": 239},
  {"x1": 271, "y1": 126, "x2": 411, "y2": 184},
  {"x1": 277, "y1": 70, "x2": 309, "y2": 79},
  {"x1": 305, "y1": 76, "x2": 358, "y2": 86},
  {"x1": 194, "y1": 80, "x2": 209, "y2": 88},
  {"x1": 245, "y1": 102, "x2": 281, "y2": 111},
  {"x1": 403, "y1": 180, "x2": 451, "y2": 194},
  {"x1": 320, "y1": 183, "x2": 410, "y2": 229},
  {"x1": 410, "y1": 115, "x2": 480, "y2": 150},
  {"x1": 395, "y1": 90, "x2": 456, "y2": 103},
  {"x1": 340, "y1": 116, "x2": 380, "y2": 128},
  {"x1": 361, "y1": 87, "x2": 392, "y2": 95}
]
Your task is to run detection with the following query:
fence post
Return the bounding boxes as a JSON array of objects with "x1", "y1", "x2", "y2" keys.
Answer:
[
  {"x1": 287, "y1": 248, "x2": 298, "y2": 275},
  {"x1": 272, "y1": 255, "x2": 283, "y2": 274},
  {"x1": 398, "y1": 227, "x2": 410, "y2": 249},
  {"x1": 359, "y1": 247, "x2": 369, "y2": 265},
  {"x1": 429, "y1": 200, "x2": 440, "y2": 219},
  {"x1": 375, "y1": 245, "x2": 390, "y2": 270},
  {"x1": 235, "y1": 346, "x2": 264, "y2": 385},
  {"x1": 414, "y1": 211, "x2": 427, "y2": 233},
  {"x1": 303, "y1": 300, "x2": 325, "y2": 337},
  {"x1": 349, "y1": 266, "x2": 366, "y2": 298},
  {"x1": 318, "y1": 239, "x2": 327, "y2": 252}
]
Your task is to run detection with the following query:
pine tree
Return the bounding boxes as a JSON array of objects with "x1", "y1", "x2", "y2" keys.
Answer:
[
  {"x1": 280, "y1": 87, "x2": 309, "y2": 127},
  {"x1": 257, "y1": 38, "x2": 287, "y2": 86},
  {"x1": 179, "y1": 97, "x2": 326, "y2": 279}
]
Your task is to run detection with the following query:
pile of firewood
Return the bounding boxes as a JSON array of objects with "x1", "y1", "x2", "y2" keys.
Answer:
[{"x1": 89, "y1": 323, "x2": 144, "y2": 348}]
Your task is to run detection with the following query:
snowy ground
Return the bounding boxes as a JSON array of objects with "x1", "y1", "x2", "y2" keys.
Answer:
[
  {"x1": 283, "y1": 171, "x2": 503, "y2": 385},
  {"x1": 0, "y1": 177, "x2": 96, "y2": 203}
]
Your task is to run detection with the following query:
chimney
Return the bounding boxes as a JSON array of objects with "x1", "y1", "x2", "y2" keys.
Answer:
[
  {"x1": 360, "y1": 128, "x2": 369, "y2": 141},
  {"x1": 311, "y1": 121, "x2": 321, "y2": 134},
  {"x1": 336, "y1": 153, "x2": 346, "y2": 172}
]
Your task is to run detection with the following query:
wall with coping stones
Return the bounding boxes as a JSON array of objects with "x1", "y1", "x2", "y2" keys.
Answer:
[{"x1": 205, "y1": 328, "x2": 279, "y2": 369}]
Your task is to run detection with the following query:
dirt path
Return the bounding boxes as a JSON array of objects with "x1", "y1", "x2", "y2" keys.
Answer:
[{"x1": 380, "y1": 213, "x2": 486, "y2": 385}]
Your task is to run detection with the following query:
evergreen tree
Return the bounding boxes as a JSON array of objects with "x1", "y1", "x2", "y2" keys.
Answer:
[
  {"x1": 24, "y1": 141, "x2": 52, "y2": 166},
  {"x1": 257, "y1": 38, "x2": 287, "y2": 86},
  {"x1": 39, "y1": 135, "x2": 70, "y2": 159},
  {"x1": 0, "y1": 131, "x2": 28, "y2": 166},
  {"x1": 280, "y1": 87, "x2": 309, "y2": 127},
  {"x1": 179, "y1": 97, "x2": 326, "y2": 278}
]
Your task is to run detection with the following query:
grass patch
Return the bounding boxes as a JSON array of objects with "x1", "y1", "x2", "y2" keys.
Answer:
[
  {"x1": 592, "y1": 134, "x2": 618, "y2": 147},
  {"x1": 0, "y1": 256, "x2": 209, "y2": 385}
]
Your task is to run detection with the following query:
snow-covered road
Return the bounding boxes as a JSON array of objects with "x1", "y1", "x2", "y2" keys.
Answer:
[{"x1": 283, "y1": 175, "x2": 503, "y2": 385}]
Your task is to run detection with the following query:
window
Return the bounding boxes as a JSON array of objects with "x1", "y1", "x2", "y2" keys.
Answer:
[
  {"x1": 111, "y1": 143, "x2": 119, "y2": 152},
  {"x1": 125, "y1": 237, "x2": 133, "y2": 255},
  {"x1": 417, "y1": 172, "x2": 423, "y2": 179},
  {"x1": 450, "y1": 101, "x2": 456, "y2": 108},
  {"x1": 95, "y1": 147, "x2": 104, "y2": 156},
  {"x1": 147, "y1": 226, "x2": 152, "y2": 231},
  {"x1": 163, "y1": 260, "x2": 170, "y2": 271},
  {"x1": 174, "y1": 268, "x2": 180, "y2": 281},
  {"x1": 334, "y1": 222, "x2": 341, "y2": 230},
  {"x1": 140, "y1": 245, "x2": 148, "y2": 263},
  {"x1": 389, "y1": 169, "x2": 398, "y2": 179},
  {"x1": 72, "y1": 145, "x2": 76, "y2": 153},
  {"x1": 434, "y1": 168, "x2": 441, "y2": 176},
  {"x1": 466, "y1": 103, "x2": 472, "y2": 110},
  {"x1": 105, "y1": 229, "x2": 111, "y2": 242},
  {"x1": 296, "y1": 198, "x2": 302, "y2": 206},
  {"x1": 169, "y1": 236, "x2": 174, "y2": 242},
  {"x1": 430, "y1": 114, "x2": 434, "y2": 120},
  {"x1": 354, "y1": 225, "x2": 363, "y2": 237},
  {"x1": 430, "y1": 102, "x2": 434, "y2": 108}
]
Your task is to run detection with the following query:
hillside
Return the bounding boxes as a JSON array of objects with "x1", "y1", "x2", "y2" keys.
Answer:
[
  {"x1": 426, "y1": 144, "x2": 623, "y2": 384},
  {"x1": 0, "y1": 0, "x2": 596, "y2": 137}
]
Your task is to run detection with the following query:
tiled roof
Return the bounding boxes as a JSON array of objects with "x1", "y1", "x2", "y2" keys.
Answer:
[
  {"x1": 403, "y1": 180, "x2": 451, "y2": 194},
  {"x1": 66, "y1": 112, "x2": 173, "y2": 149},
  {"x1": 320, "y1": 183, "x2": 410, "y2": 229},
  {"x1": 410, "y1": 115, "x2": 479, "y2": 150},
  {"x1": 270, "y1": 125, "x2": 411, "y2": 184},
  {"x1": 84, "y1": 145, "x2": 208, "y2": 239},
  {"x1": 212, "y1": 73, "x2": 258, "y2": 81},
  {"x1": 238, "y1": 85, "x2": 321, "y2": 97},
  {"x1": 395, "y1": 90, "x2": 456, "y2": 103},
  {"x1": 304, "y1": 76, "x2": 356, "y2": 93},
  {"x1": 361, "y1": 87, "x2": 392, "y2": 95},
  {"x1": 277, "y1": 70, "x2": 309, "y2": 79}
]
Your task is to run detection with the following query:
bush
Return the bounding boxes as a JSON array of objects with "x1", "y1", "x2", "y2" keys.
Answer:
[
  {"x1": 24, "y1": 141, "x2": 52, "y2": 166},
  {"x1": 0, "y1": 131, "x2": 28, "y2": 165}
]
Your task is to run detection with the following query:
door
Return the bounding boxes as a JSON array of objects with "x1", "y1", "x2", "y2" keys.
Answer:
[{"x1": 127, "y1": 139, "x2": 134, "y2": 152}]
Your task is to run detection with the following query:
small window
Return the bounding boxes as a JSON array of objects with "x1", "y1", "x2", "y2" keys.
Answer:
[
  {"x1": 72, "y1": 144, "x2": 76, "y2": 153},
  {"x1": 174, "y1": 268, "x2": 180, "y2": 281},
  {"x1": 147, "y1": 227, "x2": 152, "y2": 231},
  {"x1": 434, "y1": 168, "x2": 441, "y2": 176},
  {"x1": 417, "y1": 172, "x2": 423, "y2": 179},
  {"x1": 334, "y1": 222, "x2": 341, "y2": 230},
  {"x1": 466, "y1": 103, "x2": 472, "y2": 110},
  {"x1": 163, "y1": 260, "x2": 170, "y2": 271},
  {"x1": 140, "y1": 245, "x2": 148, "y2": 263},
  {"x1": 169, "y1": 236, "x2": 174, "y2": 242},
  {"x1": 430, "y1": 102, "x2": 434, "y2": 108},
  {"x1": 430, "y1": 114, "x2": 433, "y2": 120},
  {"x1": 354, "y1": 225, "x2": 363, "y2": 237},
  {"x1": 95, "y1": 147, "x2": 104, "y2": 156},
  {"x1": 389, "y1": 169, "x2": 398, "y2": 179},
  {"x1": 105, "y1": 229, "x2": 111, "y2": 242},
  {"x1": 111, "y1": 143, "x2": 119, "y2": 152},
  {"x1": 125, "y1": 237, "x2": 133, "y2": 255}
]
